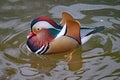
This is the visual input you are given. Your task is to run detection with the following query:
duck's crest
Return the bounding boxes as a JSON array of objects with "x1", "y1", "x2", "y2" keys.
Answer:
[{"x1": 31, "y1": 16, "x2": 61, "y2": 30}]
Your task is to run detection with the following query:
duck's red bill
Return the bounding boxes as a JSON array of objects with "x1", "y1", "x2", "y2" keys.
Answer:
[{"x1": 27, "y1": 32, "x2": 36, "y2": 39}]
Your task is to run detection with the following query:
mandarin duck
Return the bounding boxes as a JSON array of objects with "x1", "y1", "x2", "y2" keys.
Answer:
[{"x1": 26, "y1": 12, "x2": 104, "y2": 59}]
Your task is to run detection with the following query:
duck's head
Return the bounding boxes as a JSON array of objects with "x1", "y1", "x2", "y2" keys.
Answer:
[
  {"x1": 27, "y1": 16, "x2": 62, "y2": 39},
  {"x1": 26, "y1": 16, "x2": 61, "y2": 54}
]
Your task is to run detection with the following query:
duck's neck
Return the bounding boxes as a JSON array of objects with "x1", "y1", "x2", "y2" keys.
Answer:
[{"x1": 36, "y1": 29, "x2": 54, "y2": 46}]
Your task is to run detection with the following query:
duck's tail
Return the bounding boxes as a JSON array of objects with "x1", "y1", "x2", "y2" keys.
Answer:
[
  {"x1": 82, "y1": 26, "x2": 105, "y2": 36},
  {"x1": 81, "y1": 26, "x2": 105, "y2": 44}
]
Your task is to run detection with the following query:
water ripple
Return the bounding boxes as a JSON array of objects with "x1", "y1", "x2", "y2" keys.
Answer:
[
  {"x1": 0, "y1": 2, "x2": 120, "y2": 80},
  {"x1": 49, "y1": 4, "x2": 120, "y2": 19}
]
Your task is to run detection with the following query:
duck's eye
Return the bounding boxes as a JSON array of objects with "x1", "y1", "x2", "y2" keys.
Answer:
[{"x1": 37, "y1": 28, "x2": 40, "y2": 30}]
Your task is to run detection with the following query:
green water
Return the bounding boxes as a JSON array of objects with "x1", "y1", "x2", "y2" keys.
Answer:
[{"x1": 0, "y1": 0, "x2": 120, "y2": 80}]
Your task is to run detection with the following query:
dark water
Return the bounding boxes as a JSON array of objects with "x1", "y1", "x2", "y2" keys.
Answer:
[{"x1": 0, "y1": 0, "x2": 120, "y2": 80}]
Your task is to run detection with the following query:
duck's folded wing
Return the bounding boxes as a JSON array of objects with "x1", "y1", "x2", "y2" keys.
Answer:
[{"x1": 81, "y1": 26, "x2": 105, "y2": 44}]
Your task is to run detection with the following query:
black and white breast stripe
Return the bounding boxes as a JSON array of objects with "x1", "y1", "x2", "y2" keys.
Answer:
[{"x1": 35, "y1": 44, "x2": 49, "y2": 54}]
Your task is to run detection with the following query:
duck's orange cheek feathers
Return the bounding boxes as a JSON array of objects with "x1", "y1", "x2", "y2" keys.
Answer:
[{"x1": 26, "y1": 30, "x2": 55, "y2": 53}]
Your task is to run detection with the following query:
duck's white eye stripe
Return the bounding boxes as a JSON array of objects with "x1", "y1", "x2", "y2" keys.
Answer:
[{"x1": 33, "y1": 21, "x2": 54, "y2": 29}]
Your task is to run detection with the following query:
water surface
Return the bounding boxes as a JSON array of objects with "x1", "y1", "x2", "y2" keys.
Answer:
[{"x1": 0, "y1": 0, "x2": 120, "y2": 80}]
